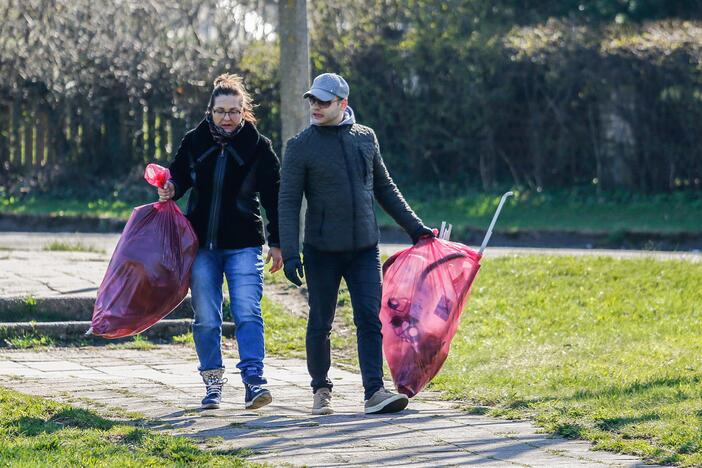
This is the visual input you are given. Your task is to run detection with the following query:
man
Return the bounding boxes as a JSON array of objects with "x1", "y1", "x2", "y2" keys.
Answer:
[{"x1": 278, "y1": 73, "x2": 434, "y2": 415}]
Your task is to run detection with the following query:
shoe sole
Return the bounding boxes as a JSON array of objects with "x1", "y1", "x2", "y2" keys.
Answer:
[
  {"x1": 364, "y1": 394, "x2": 409, "y2": 414},
  {"x1": 312, "y1": 407, "x2": 334, "y2": 415},
  {"x1": 245, "y1": 391, "x2": 272, "y2": 410},
  {"x1": 201, "y1": 402, "x2": 220, "y2": 410}
]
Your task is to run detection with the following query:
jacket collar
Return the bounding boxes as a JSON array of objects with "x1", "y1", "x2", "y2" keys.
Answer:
[{"x1": 193, "y1": 118, "x2": 261, "y2": 159}]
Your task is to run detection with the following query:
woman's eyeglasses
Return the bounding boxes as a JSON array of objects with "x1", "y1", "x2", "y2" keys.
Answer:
[
  {"x1": 307, "y1": 96, "x2": 340, "y2": 109},
  {"x1": 212, "y1": 108, "x2": 242, "y2": 119}
]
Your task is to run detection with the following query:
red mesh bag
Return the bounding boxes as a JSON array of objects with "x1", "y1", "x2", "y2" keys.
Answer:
[
  {"x1": 90, "y1": 164, "x2": 198, "y2": 338},
  {"x1": 380, "y1": 237, "x2": 481, "y2": 397}
]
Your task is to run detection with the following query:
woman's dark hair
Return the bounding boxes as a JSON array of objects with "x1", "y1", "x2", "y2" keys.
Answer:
[{"x1": 207, "y1": 73, "x2": 256, "y2": 124}]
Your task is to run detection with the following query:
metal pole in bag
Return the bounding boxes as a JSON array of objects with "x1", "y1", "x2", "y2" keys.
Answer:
[{"x1": 479, "y1": 191, "x2": 514, "y2": 255}]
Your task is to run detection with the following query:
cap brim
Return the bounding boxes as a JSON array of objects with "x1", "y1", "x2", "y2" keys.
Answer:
[{"x1": 303, "y1": 88, "x2": 337, "y2": 101}]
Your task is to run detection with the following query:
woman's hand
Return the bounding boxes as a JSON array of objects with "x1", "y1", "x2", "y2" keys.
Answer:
[
  {"x1": 158, "y1": 181, "x2": 175, "y2": 202},
  {"x1": 266, "y1": 246, "x2": 283, "y2": 273}
]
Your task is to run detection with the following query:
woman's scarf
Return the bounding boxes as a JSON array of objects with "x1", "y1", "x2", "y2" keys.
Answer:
[{"x1": 206, "y1": 112, "x2": 245, "y2": 145}]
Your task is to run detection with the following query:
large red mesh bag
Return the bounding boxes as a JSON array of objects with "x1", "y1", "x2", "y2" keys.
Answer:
[
  {"x1": 90, "y1": 164, "x2": 198, "y2": 338},
  {"x1": 380, "y1": 237, "x2": 481, "y2": 397}
]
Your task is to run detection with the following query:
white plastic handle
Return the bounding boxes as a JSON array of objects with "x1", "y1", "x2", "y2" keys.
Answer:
[{"x1": 479, "y1": 191, "x2": 514, "y2": 255}]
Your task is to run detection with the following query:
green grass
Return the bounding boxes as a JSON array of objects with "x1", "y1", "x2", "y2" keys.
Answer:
[
  {"x1": 377, "y1": 188, "x2": 702, "y2": 234},
  {"x1": 426, "y1": 255, "x2": 702, "y2": 466},
  {"x1": 3, "y1": 189, "x2": 701, "y2": 234},
  {"x1": 0, "y1": 332, "x2": 157, "y2": 350},
  {"x1": 108, "y1": 334, "x2": 157, "y2": 351},
  {"x1": 0, "y1": 194, "x2": 187, "y2": 219},
  {"x1": 4, "y1": 334, "x2": 54, "y2": 349},
  {"x1": 261, "y1": 296, "x2": 307, "y2": 358},
  {"x1": 263, "y1": 254, "x2": 702, "y2": 465},
  {"x1": 1, "y1": 195, "x2": 137, "y2": 219},
  {"x1": 172, "y1": 332, "x2": 194, "y2": 345},
  {"x1": 0, "y1": 386, "x2": 259, "y2": 466},
  {"x1": 43, "y1": 241, "x2": 105, "y2": 254}
]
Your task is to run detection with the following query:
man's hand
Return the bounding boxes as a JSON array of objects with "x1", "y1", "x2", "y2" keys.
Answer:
[
  {"x1": 283, "y1": 257, "x2": 304, "y2": 287},
  {"x1": 158, "y1": 181, "x2": 175, "y2": 202},
  {"x1": 266, "y1": 247, "x2": 283, "y2": 273},
  {"x1": 411, "y1": 224, "x2": 435, "y2": 244}
]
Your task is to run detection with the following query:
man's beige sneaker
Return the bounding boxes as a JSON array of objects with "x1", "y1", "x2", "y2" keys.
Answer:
[
  {"x1": 312, "y1": 388, "x2": 333, "y2": 415},
  {"x1": 364, "y1": 388, "x2": 408, "y2": 414}
]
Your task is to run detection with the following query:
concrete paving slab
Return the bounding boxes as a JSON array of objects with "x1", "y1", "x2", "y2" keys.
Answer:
[{"x1": 21, "y1": 360, "x2": 91, "y2": 372}]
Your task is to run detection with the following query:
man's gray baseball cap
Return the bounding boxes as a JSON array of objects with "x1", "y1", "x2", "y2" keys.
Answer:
[{"x1": 303, "y1": 73, "x2": 349, "y2": 101}]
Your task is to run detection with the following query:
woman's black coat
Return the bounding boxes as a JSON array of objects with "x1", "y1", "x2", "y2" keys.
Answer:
[{"x1": 168, "y1": 119, "x2": 280, "y2": 250}]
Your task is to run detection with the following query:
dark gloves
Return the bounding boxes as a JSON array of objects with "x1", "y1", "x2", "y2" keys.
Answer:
[
  {"x1": 283, "y1": 257, "x2": 304, "y2": 287},
  {"x1": 411, "y1": 224, "x2": 435, "y2": 244}
]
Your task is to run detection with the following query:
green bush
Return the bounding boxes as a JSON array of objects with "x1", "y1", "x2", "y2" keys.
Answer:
[{"x1": 2, "y1": 1, "x2": 700, "y2": 194}]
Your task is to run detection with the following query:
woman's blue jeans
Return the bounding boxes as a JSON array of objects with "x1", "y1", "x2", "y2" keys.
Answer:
[{"x1": 190, "y1": 246, "x2": 266, "y2": 385}]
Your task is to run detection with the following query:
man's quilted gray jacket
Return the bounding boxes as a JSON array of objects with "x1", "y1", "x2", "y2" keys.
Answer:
[{"x1": 278, "y1": 122, "x2": 424, "y2": 260}]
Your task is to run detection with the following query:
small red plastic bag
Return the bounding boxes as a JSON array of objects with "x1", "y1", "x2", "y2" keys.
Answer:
[
  {"x1": 90, "y1": 164, "x2": 198, "y2": 338},
  {"x1": 380, "y1": 237, "x2": 481, "y2": 397}
]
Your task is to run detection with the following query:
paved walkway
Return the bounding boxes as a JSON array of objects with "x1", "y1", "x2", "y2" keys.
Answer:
[
  {"x1": 0, "y1": 347, "x2": 655, "y2": 467},
  {"x1": 0, "y1": 231, "x2": 700, "y2": 260},
  {"x1": 0, "y1": 232, "x2": 698, "y2": 299},
  {"x1": 0, "y1": 233, "x2": 673, "y2": 466}
]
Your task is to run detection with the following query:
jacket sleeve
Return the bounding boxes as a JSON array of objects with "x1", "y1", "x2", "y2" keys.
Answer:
[
  {"x1": 167, "y1": 133, "x2": 193, "y2": 201},
  {"x1": 256, "y1": 138, "x2": 281, "y2": 248},
  {"x1": 371, "y1": 132, "x2": 425, "y2": 237},
  {"x1": 277, "y1": 138, "x2": 306, "y2": 261}
]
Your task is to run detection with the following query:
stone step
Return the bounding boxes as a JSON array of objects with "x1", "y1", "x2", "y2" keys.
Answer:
[
  {"x1": 0, "y1": 296, "x2": 206, "y2": 322},
  {"x1": 0, "y1": 319, "x2": 234, "y2": 341}
]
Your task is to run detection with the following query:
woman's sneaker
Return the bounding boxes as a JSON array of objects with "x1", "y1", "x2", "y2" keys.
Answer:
[
  {"x1": 312, "y1": 388, "x2": 333, "y2": 415},
  {"x1": 245, "y1": 383, "x2": 272, "y2": 409},
  {"x1": 364, "y1": 387, "x2": 408, "y2": 414},
  {"x1": 200, "y1": 368, "x2": 227, "y2": 409}
]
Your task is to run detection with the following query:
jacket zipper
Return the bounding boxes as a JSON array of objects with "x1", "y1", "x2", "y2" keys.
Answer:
[
  {"x1": 338, "y1": 130, "x2": 357, "y2": 250},
  {"x1": 206, "y1": 145, "x2": 227, "y2": 249}
]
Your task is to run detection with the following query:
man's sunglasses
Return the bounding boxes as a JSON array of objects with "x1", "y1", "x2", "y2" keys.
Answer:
[{"x1": 307, "y1": 96, "x2": 341, "y2": 108}]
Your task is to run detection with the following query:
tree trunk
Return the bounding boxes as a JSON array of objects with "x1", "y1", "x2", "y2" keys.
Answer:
[
  {"x1": 23, "y1": 106, "x2": 34, "y2": 171},
  {"x1": 158, "y1": 112, "x2": 168, "y2": 162},
  {"x1": 169, "y1": 117, "x2": 185, "y2": 161},
  {"x1": 599, "y1": 87, "x2": 636, "y2": 190},
  {"x1": 35, "y1": 109, "x2": 46, "y2": 167},
  {"x1": 278, "y1": 0, "x2": 310, "y2": 149},
  {"x1": 68, "y1": 101, "x2": 81, "y2": 163},
  {"x1": 49, "y1": 107, "x2": 70, "y2": 176},
  {"x1": 80, "y1": 105, "x2": 95, "y2": 169},
  {"x1": 11, "y1": 97, "x2": 21, "y2": 169},
  {"x1": 146, "y1": 104, "x2": 156, "y2": 161},
  {"x1": 0, "y1": 102, "x2": 9, "y2": 170},
  {"x1": 118, "y1": 100, "x2": 131, "y2": 169},
  {"x1": 279, "y1": 0, "x2": 311, "y2": 250},
  {"x1": 132, "y1": 102, "x2": 144, "y2": 165},
  {"x1": 104, "y1": 100, "x2": 124, "y2": 172},
  {"x1": 479, "y1": 126, "x2": 497, "y2": 191}
]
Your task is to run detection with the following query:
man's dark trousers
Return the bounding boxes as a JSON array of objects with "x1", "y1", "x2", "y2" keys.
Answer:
[{"x1": 303, "y1": 243, "x2": 383, "y2": 401}]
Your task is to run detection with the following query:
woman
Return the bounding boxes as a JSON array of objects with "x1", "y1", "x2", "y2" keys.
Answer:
[{"x1": 158, "y1": 74, "x2": 282, "y2": 410}]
